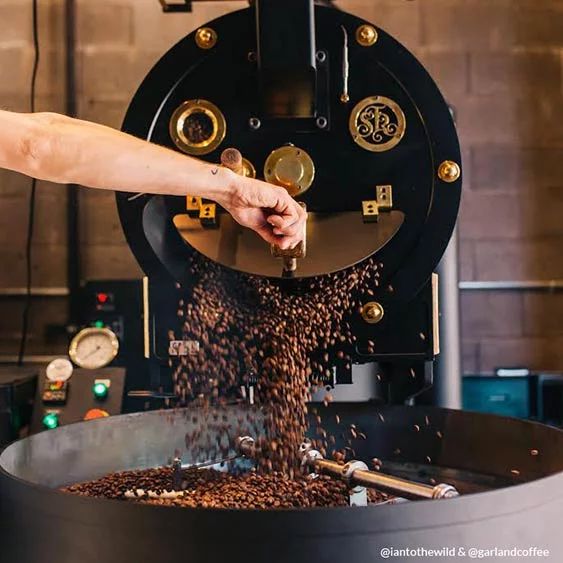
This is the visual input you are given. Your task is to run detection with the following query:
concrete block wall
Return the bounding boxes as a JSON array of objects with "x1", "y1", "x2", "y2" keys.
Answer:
[{"x1": 0, "y1": 0, "x2": 562, "y2": 372}]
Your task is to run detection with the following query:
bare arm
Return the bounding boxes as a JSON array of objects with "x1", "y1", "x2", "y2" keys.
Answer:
[{"x1": 0, "y1": 110, "x2": 305, "y2": 248}]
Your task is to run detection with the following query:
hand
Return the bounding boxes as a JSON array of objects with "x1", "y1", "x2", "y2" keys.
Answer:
[{"x1": 218, "y1": 173, "x2": 307, "y2": 250}]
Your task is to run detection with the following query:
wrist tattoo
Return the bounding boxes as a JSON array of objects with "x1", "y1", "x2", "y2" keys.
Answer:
[{"x1": 211, "y1": 167, "x2": 219, "y2": 176}]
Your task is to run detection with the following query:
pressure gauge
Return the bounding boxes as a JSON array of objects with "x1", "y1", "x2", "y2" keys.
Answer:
[
  {"x1": 69, "y1": 327, "x2": 119, "y2": 370},
  {"x1": 46, "y1": 357, "x2": 74, "y2": 382}
]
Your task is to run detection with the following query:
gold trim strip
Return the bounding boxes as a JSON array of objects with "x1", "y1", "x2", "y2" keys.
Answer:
[
  {"x1": 143, "y1": 276, "x2": 150, "y2": 359},
  {"x1": 432, "y1": 273, "x2": 440, "y2": 356}
]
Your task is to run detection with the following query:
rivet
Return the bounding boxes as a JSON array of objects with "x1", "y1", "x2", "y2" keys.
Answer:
[
  {"x1": 356, "y1": 24, "x2": 378, "y2": 47},
  {"x1": 438, "y1": 160, "x2": 461, "y2": 183},
  {"x1": 361, "y1": 302, "x2": 384, "y2": 324},
  {"x1": 195, "y1": 27, "x2": 218, "y2": 50}
]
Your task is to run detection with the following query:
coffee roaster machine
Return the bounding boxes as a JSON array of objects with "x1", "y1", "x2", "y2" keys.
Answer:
[{"x1": 2, "y1": 2, "x2": 563, "y2": 562}]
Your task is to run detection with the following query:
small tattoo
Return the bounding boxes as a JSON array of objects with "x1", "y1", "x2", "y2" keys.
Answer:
[{"x1": 211, "y1": 167, "x2": 219, "y2": 176}]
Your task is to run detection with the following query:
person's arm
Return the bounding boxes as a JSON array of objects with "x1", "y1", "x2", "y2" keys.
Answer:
[{"x1": 0, "y1": 110, "x2": 305, "y2": 248}]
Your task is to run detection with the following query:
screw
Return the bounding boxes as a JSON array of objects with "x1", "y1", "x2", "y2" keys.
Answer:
[
  {"x1": 316, "y1": 50, "x2": 327, "y2": 63},
  {"x1": 247, "y1": 51, "x2": 257, "y2": 63},
  {"x1": 316, "y1": 116, "x2": 328, "y2": 129}
]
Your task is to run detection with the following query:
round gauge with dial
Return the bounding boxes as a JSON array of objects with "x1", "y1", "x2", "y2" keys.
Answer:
[
  {"x1": 46, "y1": 357, "x2": 74, "y2": 382},
  {"x1": 69, "y1": 327, "x2": 119, "y2": 370}
]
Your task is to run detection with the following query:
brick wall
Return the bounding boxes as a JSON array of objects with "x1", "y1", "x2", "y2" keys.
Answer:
[{"x1": 0, "y1": 0, "x2": 562, "y2": 372}]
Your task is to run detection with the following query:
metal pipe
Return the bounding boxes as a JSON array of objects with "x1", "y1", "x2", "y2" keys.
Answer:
[
  {"x1": 435, "y1": 228, "x2": 462, "y2": 409},
  {"x1": 0, "y1": 288, "x2": 70, "y2": 297},
  {"x1": 459, "y1": 280, "x2": 563, "y2": 291},
  {"x1": 65, "y1": 0, "x2": 81, "y2": 324}
]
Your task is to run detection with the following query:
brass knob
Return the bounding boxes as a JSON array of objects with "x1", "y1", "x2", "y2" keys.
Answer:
[
  {"x1": 438, "y1": 160, "x2": 461, "y2": 183},
  {"x1": 220, "y1": 148, "x2": 256, "y2": 179},
  {"x1": 264, "y1": 146, "x2": 315, "y2": 197},
  {"x1": 356, "y1": 24, "x2": 378, "y2": 47},
  {"x1": 195, "y1": 27, "x2": 218, "y2": 50},
  {"x1": 361, "y1": 302, "x2": 384, "y2": 324}
]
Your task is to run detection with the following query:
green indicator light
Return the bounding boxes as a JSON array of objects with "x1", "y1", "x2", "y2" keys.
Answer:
[
  {"x1": 42, "y1": 413, "x2": 59, "y2": 430},
  {"x1": 93, "y1": 382, "x2": 108, "y2": 399},
  {"x1": 94, "y1": 320, "x2": 104, "y2": 328}
]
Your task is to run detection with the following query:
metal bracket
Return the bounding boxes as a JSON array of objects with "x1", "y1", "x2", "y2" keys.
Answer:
[
  {"x1": 158, "y1": 0, "x2": 250, "y2": 13},
  {"x1": 158, "y1": 0, "x2": 192, "y2": 12}
]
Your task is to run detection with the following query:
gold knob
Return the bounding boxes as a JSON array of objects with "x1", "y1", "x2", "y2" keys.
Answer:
[
  {"x1": 356, "y1": 24, "x2": 378, "y2": 47},
  {"x1": 195, "y1": 27, "x2": 218, "y2": 50},
  {"x1": 438, "y1": 160, "x2": 461, "y2": 183},
  {"x1": 361, "y1": 302, "x2": 384, "y2": 324},
  {"x1": 264, "y1": 146, "x2": 315, "y2": 197},
  {"x1": 221, "y1": 148, "x2": 244, "y2": 175}
]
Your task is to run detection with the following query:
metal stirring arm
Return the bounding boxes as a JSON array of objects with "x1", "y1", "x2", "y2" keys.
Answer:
[
  {"x1": 298, "y1": 441, "x2": 459, "y2": 501},
  {"x1": 236, "y1": 437, "x2": 459, "y2": 501}
]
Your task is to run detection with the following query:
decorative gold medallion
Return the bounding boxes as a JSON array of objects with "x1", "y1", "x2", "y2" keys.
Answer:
[
  {"x1": 349, "y1": 96, "x2": 406, "y2": 153},
  {"x1": 169, "y1": 99, "x2": 226, "y2": 156}
]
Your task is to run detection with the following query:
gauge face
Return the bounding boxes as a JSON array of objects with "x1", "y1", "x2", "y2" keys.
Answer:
[
  {"x1": 46, "y1": 357, "x2": 74, "y2": 382},
  {"x1": 69, "y1": 328, "x2": 119, "y2": 370}
]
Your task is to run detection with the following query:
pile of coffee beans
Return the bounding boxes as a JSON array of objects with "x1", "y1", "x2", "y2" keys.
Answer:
[
  {"x1": 172, "y1": 254, "x2": 381, "y2": 472},
  {"x1": 63, "y1": 467, "x2": 390, "y2": 509}
]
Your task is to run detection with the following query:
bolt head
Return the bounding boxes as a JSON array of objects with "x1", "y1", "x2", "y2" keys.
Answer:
[
  {"x1": 361, "y1": 302, "x2": 384, "y2": 324},
  {"x1": 356, "y1": 24, "x2": 378, "y2": 47},
  {"x1": 195, "y1": 27, "x2": 217, "y2": 50},
  {"x1": 438, "y1": 160, "x2": 461, "y2": 183}
]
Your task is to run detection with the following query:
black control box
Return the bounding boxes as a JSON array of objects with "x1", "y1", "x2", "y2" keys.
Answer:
[{"x1": 30, "y1": 367, "x2": 126, "y2": 434}]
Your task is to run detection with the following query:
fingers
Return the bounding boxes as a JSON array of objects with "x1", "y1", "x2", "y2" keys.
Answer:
[
  {"x1": 255, "y1": 225, "x2": 298, "y2": 250},
  {"x1": 266, "y1": 192, "x2": 307, "y2": 240},
  {"x1": 232, "y1": 177, "x2": 307, "y2": 247},
  {"x1": 255, "y1": 220, "x2": 302, "y2": 250},
  {"x1": 272, "y1": 221, "x2": 302, "y2": 238}
]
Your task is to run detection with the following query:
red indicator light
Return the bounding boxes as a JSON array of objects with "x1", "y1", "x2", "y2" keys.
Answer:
[{"x1": 96, "y1": 293, "x2": 109, "y2": 304}]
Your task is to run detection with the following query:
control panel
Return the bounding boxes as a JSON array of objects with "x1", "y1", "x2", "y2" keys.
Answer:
[
  {"x1": 76, "y1": 280, "x2": 144, "y2": 367},
  {"x1": 30, "y1": 367, "x2": 126, "y2": 433}
]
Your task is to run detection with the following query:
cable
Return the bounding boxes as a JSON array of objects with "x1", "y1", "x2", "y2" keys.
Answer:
[{"x1": 17, "y1": 0, "x2": 40, "y2": 365}]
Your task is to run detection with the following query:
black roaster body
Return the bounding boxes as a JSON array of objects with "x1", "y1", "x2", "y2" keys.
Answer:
[{"x1": 1, "y1": 405, "x2": 563, "y2": 562}]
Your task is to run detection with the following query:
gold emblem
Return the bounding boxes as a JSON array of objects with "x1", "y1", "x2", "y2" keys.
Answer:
[{"x1": 349, "y1": 96, "x2": 406, "y2": 153}]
